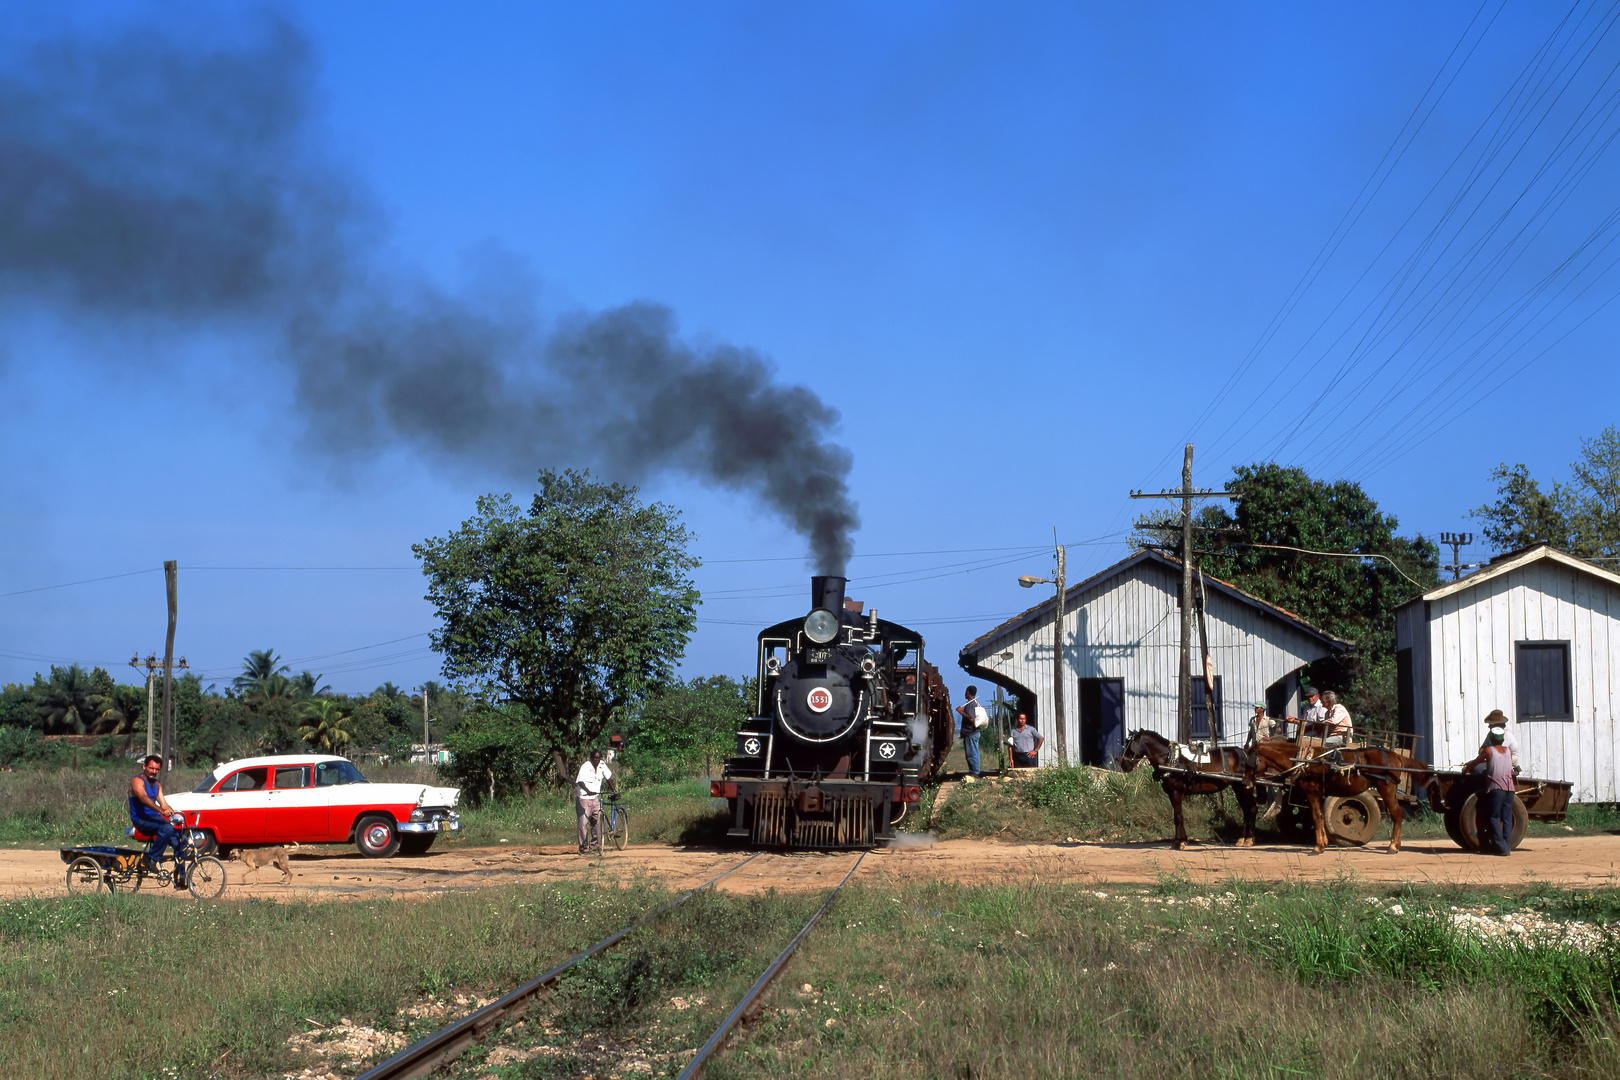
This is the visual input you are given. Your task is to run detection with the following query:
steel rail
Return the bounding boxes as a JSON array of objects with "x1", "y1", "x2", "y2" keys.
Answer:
[
  {"x1": 675, "y1": 850, "x2": 867, "y2": 1079},
  {"x1": 354, "y1": 853, "x2": 762, "y2": 1080}
]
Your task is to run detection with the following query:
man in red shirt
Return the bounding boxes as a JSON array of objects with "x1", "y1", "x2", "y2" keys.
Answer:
[{"x1": 1462, "y1": 729, "x2": 1516, "y2": 856}]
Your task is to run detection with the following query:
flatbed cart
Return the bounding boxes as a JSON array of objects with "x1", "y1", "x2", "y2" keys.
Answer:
[
  {"x1": 1256, "y1": 720, "x2": 1572, "y2": 849},
  {"x1": 61, "y1": 824, "x2": 228, "y2": 899},
  {"x1": 1431, "y1": 769, "x2": 1573, "y2": 852}
]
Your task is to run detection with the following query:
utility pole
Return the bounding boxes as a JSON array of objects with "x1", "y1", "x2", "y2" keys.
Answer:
[
  {"x1": 1439, "y1": 531, "x2": 1473, "y2": 582},
  {"x1": 1052, "y1": 542, "x2": 1066, "y2": 766},
  {"x1": 1129, "y1": 445, "x2": 1238, "y2": 742},
  {"x1": 160, "y1": 561, "x2": 177, "y2": 776},
  {"x1": 129, "y1": 652, "x2": 187, "y2": 758},
  {"x1": 1016, "y1": 537, "x2": 1068, "y2": 765},
  {"x1": 422, "y1": 688, "x2": 431, "y2": 761}
]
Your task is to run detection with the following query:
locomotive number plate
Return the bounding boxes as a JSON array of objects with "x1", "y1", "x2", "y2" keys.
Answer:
[{"x1": 805, "y1": 648, "x2": 832, "y2": 664}]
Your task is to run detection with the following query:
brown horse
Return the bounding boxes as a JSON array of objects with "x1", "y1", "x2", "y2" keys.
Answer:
[
  {"x1": 1118, "y1": 729, "x2": 1259, "y2": 850},
  {"x1": 1251, "y1": 741, "x2": 1440, "y2": 854}
]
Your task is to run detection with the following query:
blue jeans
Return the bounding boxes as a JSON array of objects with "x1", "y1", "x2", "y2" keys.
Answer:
[
  {"x1": 136, "y1": 818, "x2": 180, "y2": 863},
  {"x1": 961, "y1": 728, "x2": 981, "y2": 776},
  {"x1": 1483, "y1": 788, "x2": 1514, "y2": 855}
]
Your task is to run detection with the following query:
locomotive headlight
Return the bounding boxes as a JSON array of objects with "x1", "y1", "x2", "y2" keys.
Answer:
[{"x1": 803, "y1": 609, "x2": 839, "y2": 644}]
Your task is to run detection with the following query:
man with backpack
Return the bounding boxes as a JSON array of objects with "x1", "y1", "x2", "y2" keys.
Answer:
[{"x1": 955, "y1": 685, "x2": 989, "y2": 779}]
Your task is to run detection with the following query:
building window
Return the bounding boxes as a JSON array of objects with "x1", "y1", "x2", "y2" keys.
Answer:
[
  {"x1": 1190, "y1": 676, "x2": 1223, "y2": 739},
  {"x1": 1515, "y1": 641, "x2": 1572, "y2": 720}
]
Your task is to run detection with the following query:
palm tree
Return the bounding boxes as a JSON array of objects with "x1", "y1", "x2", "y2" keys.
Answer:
[
  {"x1": 250, "y1": 672, "x2": 295, "y2": 701},
  {"x1": 89, "y1": 685, "x2": 142, "y2": 736},
  {"x1": 298, "y1": 699, "x2": 354, "y2": 753},
  {"x1": 375, "y1": 681, "x2": 402, "y2": 701},
  {"x1": 234, "y1": 649, "x2": 288, "y2": 694},
  {"x1": 39, "y1": 665, "x2": 95, "y2": 734},
  {"x1": 292, "y1": 671, "x2": 331, "y2": 699}
]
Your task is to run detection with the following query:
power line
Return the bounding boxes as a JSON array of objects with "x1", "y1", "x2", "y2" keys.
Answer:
[{"x1": 0, "y1": 568, "x2": 159, "y2": 598}]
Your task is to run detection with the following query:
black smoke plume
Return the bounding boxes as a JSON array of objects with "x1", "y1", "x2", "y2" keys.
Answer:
[{"x1": 0, "y1": 13, "x2": 858, "y2": 572}]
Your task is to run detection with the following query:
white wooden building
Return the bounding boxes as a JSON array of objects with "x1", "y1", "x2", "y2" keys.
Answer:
[
  {"x1": 959, "y1": 549, "x2": 1352, "y2": 767},
  {"x1": 1395, "y1": 544, "x2": 1620, "y2": 803}
]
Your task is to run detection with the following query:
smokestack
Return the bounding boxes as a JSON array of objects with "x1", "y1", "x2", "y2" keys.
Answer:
[{"x1": 810, "y1": 575, "x2": 847, "y2": 615}]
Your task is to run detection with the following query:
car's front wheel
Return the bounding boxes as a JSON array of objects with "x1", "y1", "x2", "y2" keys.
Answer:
[
  {"x1": 188, "y1": 829, "x2": 218, "y2": 856},
  {"x1": 356, "y1": 815, "x2": 401, "y2": 858}
]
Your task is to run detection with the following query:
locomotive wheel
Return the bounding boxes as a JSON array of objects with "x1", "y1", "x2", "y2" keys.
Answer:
[
  {"x1": 1323, "y1": 793, "x2": 1381, "y2": 847},
  {"x1": 1457, "y1": 793, "x2": 1528, "y2": 852}
]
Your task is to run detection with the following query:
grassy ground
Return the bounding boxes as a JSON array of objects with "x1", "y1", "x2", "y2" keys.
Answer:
[
  {"x1": 0, "y1": 763, "x2": 726, "y2": 852},
  {"x1": 8, "y1": 875, "x2": 1615, "y2": 1079}
]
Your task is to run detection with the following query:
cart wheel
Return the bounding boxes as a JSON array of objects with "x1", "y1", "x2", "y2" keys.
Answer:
[
  {"x1": 1459, "y1": 793, "x2": 1528, "y2": 852},
  {"x1": 1444, "y1": 803, "x2": 1474, "y2": 850},
  {"x1": 187, "y1": 857, "x2": 228, "y2": 900},
  {"x1": 65, "y1": 856, "x2": 107, "y2": 895},
  {"x1": 1324, "y1": 793, "x2": 1382, "y2": 846}
]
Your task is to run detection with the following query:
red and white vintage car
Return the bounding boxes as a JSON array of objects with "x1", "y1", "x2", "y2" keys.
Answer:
[{"x1": 167, "y1": 754, "x2": 461, "y2": 858}]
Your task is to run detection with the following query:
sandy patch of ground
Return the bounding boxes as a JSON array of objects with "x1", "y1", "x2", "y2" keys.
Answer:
[{"x1": 4, "y1": 834, "x2": 1618, "y2": 901}]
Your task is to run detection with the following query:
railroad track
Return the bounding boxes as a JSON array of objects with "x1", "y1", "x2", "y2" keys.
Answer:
[{"x1": 355, "y1": 850, "x2": 866, "y2": 1080}]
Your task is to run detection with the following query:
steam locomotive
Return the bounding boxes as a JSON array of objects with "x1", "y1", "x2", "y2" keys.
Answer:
[{"x1": 712, "y1": 575, "x2": 954, "y2": 848}]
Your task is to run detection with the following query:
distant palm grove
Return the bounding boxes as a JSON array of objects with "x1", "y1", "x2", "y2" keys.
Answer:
[{"x1": 0, "y1": 650, "x2": 468, "y2": 769}]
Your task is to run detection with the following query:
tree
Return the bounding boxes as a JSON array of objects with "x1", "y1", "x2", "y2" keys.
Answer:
[
  {"x1": 1473, "y1": 425, "x2": 1620, "y2": 561},
  {"x1": 1133, "y1": 463, "x2": 1439, "y2": 726},
  {"x1": 249, "y1": 672, "x2": 295, "y2": 701},
  {"x1": 38, "y1": 664, "x2": 96, "y2": 734},
  {"x1": 625, "y1": 675, "x2": 755, "y2": 783},
  {"x1": 234, "y1": 649, "x2": 288, "y2": 694},
  {"x1": 415, "y1": 469, "x2": 700, "y2": 787},
  {"x1": 298, "y1": 699, "x2": 354, "y2": 753},
  {"x1": 292, "y1": 671, "x2": 330, "y2": 698}
]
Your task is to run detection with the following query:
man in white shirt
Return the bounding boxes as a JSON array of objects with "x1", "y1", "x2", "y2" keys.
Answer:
[
  {"x1": 1321, "y1": 690, "x2": 1354, "y2": 748},
  {"x1": 575, "y1": 749, "x2": 615, "y2": 853}
]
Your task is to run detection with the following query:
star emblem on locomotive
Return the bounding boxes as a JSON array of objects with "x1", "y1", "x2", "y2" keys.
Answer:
[
  {"x1": 743, "y1": 737, "x2": 762, "y2": 756},
  {"x1": 877, "y1": 741, "x2": 897, "y2": 759}
]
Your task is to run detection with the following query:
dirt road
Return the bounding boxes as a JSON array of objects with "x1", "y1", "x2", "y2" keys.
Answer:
[{"x1": 8, "y1": 834, "x2": 1619, "y2": 900}]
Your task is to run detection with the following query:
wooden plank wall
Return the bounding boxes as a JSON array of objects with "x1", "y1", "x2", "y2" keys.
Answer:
[
  {"x1": 969, "y1": 558, "x2": 1333, "y2": 764},
  {"x1": 1424, "y1": 561, "x2": 1620, "y2": 802}
]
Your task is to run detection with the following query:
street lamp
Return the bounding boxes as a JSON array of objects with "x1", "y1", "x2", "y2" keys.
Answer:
[{"x1": 1015, "y1": 545, "x2": 1067, "y2": 765}]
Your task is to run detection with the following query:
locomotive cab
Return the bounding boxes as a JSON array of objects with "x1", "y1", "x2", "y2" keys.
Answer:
[{"x1": 717, "y1": 576, "x2": 951, "y2": 848}]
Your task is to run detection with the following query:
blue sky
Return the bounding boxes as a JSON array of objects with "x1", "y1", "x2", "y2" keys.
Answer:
[{"x1": 2, "y1": 1, "x2": 1616, "y2": 697}]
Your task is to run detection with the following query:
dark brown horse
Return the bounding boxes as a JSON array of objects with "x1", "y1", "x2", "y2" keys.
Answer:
[
  {"x1": 1251, "y1": 741, "x2": 1441, "y2": 854},
  {"x1": 1118, "y1": 729, "x2": 1259, "y2": 850}
]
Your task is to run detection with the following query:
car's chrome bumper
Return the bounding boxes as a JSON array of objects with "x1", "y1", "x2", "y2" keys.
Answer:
[{"x1": 399, "y1": 810, "x2": 460, "y2": 833}]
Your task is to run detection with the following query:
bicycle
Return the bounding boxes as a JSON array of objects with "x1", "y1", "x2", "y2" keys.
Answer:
[
  {"x1": 62, "y1": 812, "x2": 228, "y2": 900},
  {"x1": 590, "y1": 793, "x2": 629, "y2": 853}
]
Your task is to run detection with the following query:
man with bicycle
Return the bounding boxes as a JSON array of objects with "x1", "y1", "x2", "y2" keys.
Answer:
[
  {"x1": 575, "y1": 748, "x2": 616, "y2": 854},
  {"x1": 128, "y1": 754, "x2": 180, "y2": 872}
]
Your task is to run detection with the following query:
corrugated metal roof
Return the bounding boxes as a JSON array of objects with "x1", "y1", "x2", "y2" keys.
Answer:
[
  {"x1": 958, "y1": 546, "x2": 1353, "y2": 663},
  {"x1": 1401, "y1": 543, "x2": 1620, "y2": 608}
]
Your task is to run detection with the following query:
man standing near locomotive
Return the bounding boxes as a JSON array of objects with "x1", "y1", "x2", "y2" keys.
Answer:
[
  {"x1": 1008, "y1": 712, "x2": 1043, "y2": 768},
  {"x1": 575, "y1": 748, "x2": 615, "y2": 854},
  {"x1": 955, "y1": 685, "x2": 988, "y2": 779}
]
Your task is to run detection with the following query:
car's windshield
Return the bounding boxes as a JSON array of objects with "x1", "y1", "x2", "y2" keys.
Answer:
[
  {"x1": 315, "y1": 760, "x2": 368, "y2": 786},
  {"x1": 192, "y1": 773, "x2": 216, "y2": 794}
]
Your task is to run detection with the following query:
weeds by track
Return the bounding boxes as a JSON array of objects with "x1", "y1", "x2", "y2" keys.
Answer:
[
  {"x1": 354, "y1": 853, "x2": 762, "y2": 1080},
  {"x1": 355, "y1": 850, "x2": 866, "y2": 1080}
]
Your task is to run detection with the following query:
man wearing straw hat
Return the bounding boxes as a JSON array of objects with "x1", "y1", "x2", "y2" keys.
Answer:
[{"x1": 1479, "y1": 708, "x2": 1520, "y2": 772}]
